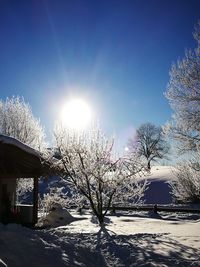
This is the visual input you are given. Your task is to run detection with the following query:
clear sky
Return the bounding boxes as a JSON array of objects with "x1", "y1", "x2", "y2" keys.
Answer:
[{"x1": 0, "y1": 0, "x2": 199, "y2": 150}]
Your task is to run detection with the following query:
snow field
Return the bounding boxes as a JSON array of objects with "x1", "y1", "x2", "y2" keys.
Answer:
[
  {"x1": 0, "y1": 210, "x2": 200, "y2": 267},
  {"x1": 0, "y1": 166, "x2": 199, "y2": 266}
]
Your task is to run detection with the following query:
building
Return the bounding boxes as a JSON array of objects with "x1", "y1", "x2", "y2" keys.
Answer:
[{"x1": 0, "y1": 134, "x2": 53, "y2": 225}]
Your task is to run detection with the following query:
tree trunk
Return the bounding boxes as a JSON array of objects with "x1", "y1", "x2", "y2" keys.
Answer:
[
  {"x1": 97, "y1": 213, "x2": 104, "y2": 225},
  {"x1": 147, "y1": 161, "x2": 151, "y2": 170}
]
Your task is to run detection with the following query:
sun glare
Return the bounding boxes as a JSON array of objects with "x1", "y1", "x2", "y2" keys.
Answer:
[
  {"x1": 60, "y1": 98, "x2": 92, "y2": 130},
  {"x1": 124, "y1": 147, "x2": 129, "y2": 152}
]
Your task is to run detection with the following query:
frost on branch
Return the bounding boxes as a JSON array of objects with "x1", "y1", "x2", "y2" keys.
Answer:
[
  {"x1": 170, "y1": 151, "x2": 200, "y2": 203},
  {"x1": 16, "y1": 178, "x2": 34, "y2": 203},
  {"x1": 39, "y1": 187, "x2": 71, "y2": 215},
  {"x1": 165, "y1": 21, "x2": 200, "y2": 203},
  {"x1": 165, "y1": 21, "x2": 200, "y2": 154},
  {"x1": 0, "y1": 96, "x2": 47, "y2": 199},
  {"x1": 52, "y1": 126, "x2": 148, "y2": 225},
  {"x1": 0, "y1": 96, "x2": 46, "y2": 151},
  {"x1": 38, "y1": 176, "x2": 86, "y2": 215}
]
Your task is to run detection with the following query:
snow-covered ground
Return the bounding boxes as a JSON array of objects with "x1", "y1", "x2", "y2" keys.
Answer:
[
  {"x1": 1, "y1": 166, "x2": 200, "y2": 267},
  {"x1": 142, "y1": 166, "x2": 175, "y2": 204},
  {"x1": 0, "y1": 209, "x2": 200, "y2": 267}
]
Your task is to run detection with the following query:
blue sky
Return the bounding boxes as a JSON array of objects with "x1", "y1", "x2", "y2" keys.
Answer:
[{"x1": 0, "y1": 0, "x2": 199, "y2": 150}]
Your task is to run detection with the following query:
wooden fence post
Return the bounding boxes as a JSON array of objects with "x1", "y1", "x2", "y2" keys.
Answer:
[{"x1": 33, "y1": 177, "x2": 38, "y2": 225}]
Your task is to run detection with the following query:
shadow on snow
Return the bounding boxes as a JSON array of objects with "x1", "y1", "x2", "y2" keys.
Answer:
[{"x1": 0, "y1": 224, "x2": 199, "y2": 267}]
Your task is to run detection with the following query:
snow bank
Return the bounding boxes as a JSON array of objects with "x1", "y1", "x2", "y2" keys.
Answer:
[
  {"x1": 142, "y1": 166, "x2": 175, "y2": 204},
  {"x1": 146, "y1": 166, "x2": 175, "y2": 182},
  {"x1": 38, "y1": 204, "x2": 74, "y2": 227}
]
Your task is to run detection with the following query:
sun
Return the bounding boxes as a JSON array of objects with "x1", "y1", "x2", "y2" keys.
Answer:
[{"x1": 60, "y1": 98, "x2": 92, "y2": 130}]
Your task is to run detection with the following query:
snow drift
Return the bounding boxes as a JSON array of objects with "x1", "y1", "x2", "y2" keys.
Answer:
[
  {"x1": 142, "y1": 166, "x2": 175, "y2": 204},
  {"x1": 38, "y1": 204, "x2": 74, "y2": 227}
]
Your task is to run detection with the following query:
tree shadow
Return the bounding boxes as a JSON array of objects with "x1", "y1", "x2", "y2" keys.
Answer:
[
  {"x1": 91, "y1": 226, "x2": 200, "y2": 266},
  {"x1": 3, "y1": 224, "x2": 199, "y2": 267},
  {"x1": 37, "y1": 228, "x2": 108, "y2": 267},
  {"x1": 37, "y1": 222, "x2": 200, "y2": 266},
  {"x1": 42, "y1": 221, "x2": 200, "y2": 266}
]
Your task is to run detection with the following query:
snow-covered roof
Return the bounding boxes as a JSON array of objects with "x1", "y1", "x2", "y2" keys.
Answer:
[
  {"x1": 0, "y1": 134, "x2": 50, "y2": 178},
  {"x1": 0, "y1": 134, "x2": 40, "y2": 157}
]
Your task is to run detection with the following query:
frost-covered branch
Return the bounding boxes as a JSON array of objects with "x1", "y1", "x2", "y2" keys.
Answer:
[
  {"x1": 170, "y1": 154, "x2": 200, "y2": 203},
  {"x1": 51, "y1": 125, "x2": 148, "y2": 225},
  {"x1": 0, "y1": 96, "x2": 47, "y2": 198},
  {"x1": 165, "y1": 21, "x2": 200, "y2": 203},
  {"x1": 0, "y1": 96, "x2": 46, "y2": 151},
  {"x1": 165, "y1": 21, "x2": 200, "y2": 154}
]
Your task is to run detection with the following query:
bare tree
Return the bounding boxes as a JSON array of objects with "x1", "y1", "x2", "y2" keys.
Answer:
[
  {"x1": 129, "y1": 123, "x2": 169, "y2": 170},
  {"x1": 52, "y1": 126, "x2": 147, "y2": 225}
]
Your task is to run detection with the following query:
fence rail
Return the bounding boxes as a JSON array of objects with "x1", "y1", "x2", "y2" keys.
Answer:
[{"x1": 74, "y1": 204, "x2": 200, "y2": 213}]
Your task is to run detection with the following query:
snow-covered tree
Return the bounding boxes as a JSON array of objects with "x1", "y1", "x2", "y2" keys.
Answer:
[
  {"x1": 39, "y1": 187, "x2": 70, "y2": 215},
  {"x1": 38, "y1": 177, "x2": 86, "y2": 215},
  {"x1": 52, "y1": 126, "x2": 147, "y2": 225},
  {"x1": 129, "y1": 123, "x2": 169, "y2": 169},
  {"x1": 0, "y1": 96, "x2": 46, "y2": 151},
  {"x1": 16, "y1": 178, "x2": 34, "y2": 203},
  {"x1": 165, "y1": 21, "x2": 200, "y2": 153},
  {"x1": 170, "y1": 152, "x2": 200, "y2": 203},
  {"x1": 0, "y1": 96, "x2": 46, "y2": 198},
  {"x1": 165, "y1": 21, "x2": 200, "y2": 203}
]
